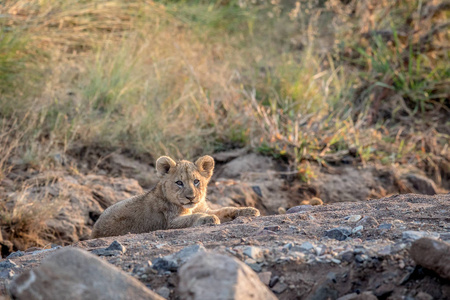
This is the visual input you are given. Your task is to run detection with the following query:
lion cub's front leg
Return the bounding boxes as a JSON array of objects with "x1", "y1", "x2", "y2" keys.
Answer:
[
  {"x1": 209, "y1": 207, "x2": 260, "y2": 223},
  {"x1": 169, "y1": 213, "x2": 220, "y2": 229}
]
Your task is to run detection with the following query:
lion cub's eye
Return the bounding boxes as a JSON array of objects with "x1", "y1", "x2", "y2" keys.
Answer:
[
  {"x1": 175, "y1": 181, "x2": 183, "y2": 186},
  {"x1": 194, "y1": 179, "x2": 200, "y2": 186}
]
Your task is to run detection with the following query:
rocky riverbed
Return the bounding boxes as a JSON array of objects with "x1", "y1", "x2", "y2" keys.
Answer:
[{"x1": 1, "y1": 193, "x2": 449, "y2": 299}]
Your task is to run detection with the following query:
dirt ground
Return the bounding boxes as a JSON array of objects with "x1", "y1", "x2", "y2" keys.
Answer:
[
  {"x1": 0, "y1": 150, "x2": 449, "y2": 299},
  {"x1": 1, "y1": 193, "x2": 449, "y2": 299}
]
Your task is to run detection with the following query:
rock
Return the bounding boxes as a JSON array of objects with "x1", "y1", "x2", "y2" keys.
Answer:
[
  {"x1": 352, "y1": 225, "x2": 363, "y2": 234},
  {"x1": 283, "y1": 243, "x2": 293, "y2": 250},
  {"x1": 92, "y1": 240, "x2": 127, "y2": 256},
  {"x1": 378, "y1": 223, "x2": 393, "y2": 230},
  {"x1": 337, "y1": 291, "x2": 377, "y2": 300},
  {"x1": 178, "y1": 252, "x2": 277, "y2": 300},
  {"x1": 91, "y1": 249, "x2": 122, "y2": 257},
  {"x1": 264, "y1": 225, "x2": 281, "y2": 232},
  {"x1": 156, "y1": 286, "x2": 171, "y2": 299},
  {"x1": 403, "y1": 173, "x2": 437, "y2": 195},
  {"x1": 414, "y1": 292, "x2": 433, "y2": 300},
  {"x1": 106, "y1": 240, "x2": 126, "y2": 253},
  {"x1": 356, "y1": 216, "x2": 379, "y2": 228},
  {"x1": 152, "y1": 244, "x2": 206, "y2": 273},
  {"x1": 218, "y1": 153, "x2": 274, "y2": 179},
  {"x1": 245, "y1": 259, "x2": 262, "y2": 272},
  {"x1": 271, "y1": 282, "x2": 288, "y2": 294},
  {"x1": 9, "y1": 247, "x2": 163, "y2": 300},
  {"x1": 346, "y1": 215, "x2": 362, "y2": 222},
  {"x1": 402, "y1": 231, "x2": 440, "y2": 241},
  {"x1": 440, "y1": 232, "x2": 450, "y2": 241},
  {"x1": 409, "y1": 238, "x2": 450, "y2": 280},
  {"x1": 258, "y1": 272, "x2": 272, "y2": 285},
  {"x1": 0, "y1": 259, "x2": 17, "y2": 269},
  {"x1": 7, "y1": 251, "x2": 25, "y2": 259},
  {"x1": 341, "y1": 251, "x2": 354, "y2": 262},
  {"x1": 0, "y1": 269, "x2": 14, "y2": 279},
  {"x1": 355, "y1": 254, "x2": 368, "y2": 263},
  {"x1": 297, "y1": 241, "x2": 314, "y2": 251},
  {"x1": 306, "y1": 272, "x2": 339, "y2": 300},
  {"x1": 243, "y1": 246, "x2": 264, "y2": 261},
  {"x1": 374, "y1": 283, "x2": 395, "y2": 299},
  {"x1": 286, "y1": 205, "x2": 313, "y2": 214},
  {"x1": 212, "y1": 148, "x2": 249, "y2": 163},
  {"x1": 324, "y1": 227, "x2": 351, "y2": 241}
]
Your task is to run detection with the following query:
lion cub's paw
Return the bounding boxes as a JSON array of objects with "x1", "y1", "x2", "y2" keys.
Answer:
[
  {"x1": 195, "y1": 215, "x2": 220, "y2": 226},
  {"x1": 237, "y1": 207, "x2": 260, "y2": 217}
]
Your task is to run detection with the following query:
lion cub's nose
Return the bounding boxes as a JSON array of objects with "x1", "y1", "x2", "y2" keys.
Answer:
[{"x1": 186, "y1": 196, "x2": 195, "y2": 201}]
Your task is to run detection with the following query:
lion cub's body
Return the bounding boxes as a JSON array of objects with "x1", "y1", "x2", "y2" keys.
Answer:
[{"x1": 92, "y1": 155, "x2": 259, "y2": 238}]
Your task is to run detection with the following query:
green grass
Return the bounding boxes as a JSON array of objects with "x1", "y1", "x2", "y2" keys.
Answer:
[{"x1": 0, "y1": 0, "x2": 448, "y2": 182}]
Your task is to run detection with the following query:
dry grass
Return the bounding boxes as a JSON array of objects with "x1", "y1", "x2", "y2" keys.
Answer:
[{"x1": 0, "y1": 0, "x2": 449, "y2": 248}]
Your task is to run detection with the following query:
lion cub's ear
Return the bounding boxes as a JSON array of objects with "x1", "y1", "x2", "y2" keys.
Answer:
[
  {"x1": 195, "y1": 155, "x2": 215, "y2": 179},
  {"x1": 156, "y1": 156, "x2": 177, "y2": 177}
]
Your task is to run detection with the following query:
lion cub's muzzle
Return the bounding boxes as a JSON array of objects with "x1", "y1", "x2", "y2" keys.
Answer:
[{"x1": 181, "y1": 195, "x2": 199, "y2": 208}]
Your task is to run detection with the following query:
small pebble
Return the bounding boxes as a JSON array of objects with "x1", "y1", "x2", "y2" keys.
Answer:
[
  {"x1": 346, "y1": 215, "x2": 362, "y2": 222},
  {"x1": 402, "y1": 231, "x2": 440, "y2": 241},
  {"x1": 352, "y1": 225, "x2": 363, "y2": 234},
  {"x1": 378, "y1": 223, "x2": 393, "y2": 230}
]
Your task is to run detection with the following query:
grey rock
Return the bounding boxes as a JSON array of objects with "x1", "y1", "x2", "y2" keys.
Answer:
[
  {"x1": 91, "y1": 248, "x2": 122, "y2": 257},
  {"x1": 355, "y1": 254, "x2": 367, "y2": 263},
  {"x1": 341, "y1": 251, "x2": 354, "y2": 262},
  {"x1": 178, "y1": 252, "x2": 277, "y2": 300},
  {"x1": 286, "y1": 205, "x2": 313, "y2": 214},
  {"x1": 264, "y1": 225, "x2": 281, "y2": 232},
  {"x1": 152, "y1": 257, "x2": 178, "y2": 273},
  {"x1": 156, "y1": 286, "x2": 171, "y2": 299},
  {"x1": 152, "y1": 244, "x2": 206, "y2": 273},
  {"x1": 7, "y1": 251, "x2": 25, "y2": 259},
  {"x1": 92, "y1": 240, "x2": 126, "y2": 257},
  {"x1": 410, "y1": 238, "x2": 450, "y2": 280},
  {"x1": 352, "y1": 225, "x2": 363, "y2": 234},
  {"x1": 0, "y1": 269, "x2": 14, "y2": 279},
  {"x1": 9, "y1": 247, "x2": 163, "y2": 300},
  {"x1": 246, "y1": 262, "x2": 262, "y2": 273},
  {"x1": 440, "y1": 232, "x2": 450, "y2": 241},
  {"x1": 106, "y1": 241, "x2": 126, "y2": 253},
  {"x1": 297, "y1": 241, "x2": 314, "y2": 251},
  {"x1": 330, "y1": 258, "x2": 341, "y2": 264},
  {"x1": 306, "y1": 272, "x2": 339, "y2": 300},
  {"x1": 271, "y1": 282, "x2": 288, "y2": 294},
  {"x1": 243, "y1": 246, "x2": 264, "y2": 260},
  {"x1": 269, "y1": 275, "x2": 279, "y2": 288},
  {"x1": 402, "y1": 231, "x2": 440, "y2": 241},
  {"x1": 283, "y1": 243, "x2": 293, "y2": 251},
  {"x1": 337, "y1": 291, "x2": 377, "y2": 300},
  {"x1": 0, "y1": 259, "x2": 17, "y2": 269},
  {"x1": 324, "y1": 227, "x2": 351, "y2": 241},
  {"x1": 378, "y1": 223, "x2": 393, "y2": 230},
  {"x1": 356, "y1": 216, "x2": 379, "y2": 228}
]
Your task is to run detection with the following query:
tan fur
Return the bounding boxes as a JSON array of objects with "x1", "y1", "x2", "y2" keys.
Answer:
[{"x1": 91, "y1": 155, "x2": 260, "y2": 238}]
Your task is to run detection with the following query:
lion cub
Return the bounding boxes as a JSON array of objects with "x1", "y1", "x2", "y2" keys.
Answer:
[{"x1": 91, "y1": 155, "x2": 260, "y2": 238}]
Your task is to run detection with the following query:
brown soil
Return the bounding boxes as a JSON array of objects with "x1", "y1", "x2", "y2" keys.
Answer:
[{"x1": 1, "y1": 193, "x2": 449, "y2": 299}]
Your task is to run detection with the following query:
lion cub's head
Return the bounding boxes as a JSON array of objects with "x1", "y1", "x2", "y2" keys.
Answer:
[{"x1": 156, "y1": 155, "x2": 214, "y2": 209}]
